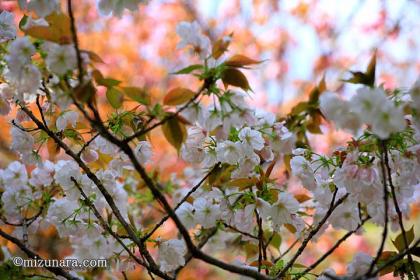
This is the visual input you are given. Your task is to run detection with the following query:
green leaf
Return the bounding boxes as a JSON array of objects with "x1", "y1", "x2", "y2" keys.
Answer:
[
  {"x1": 172, "y1": 64, "x2": 203, "y2": 75},
  {"x1": 122, "y1": 87, "x2": 150, "y2": 105},
  {"x1": 97, "y1": 78, "x2": 121, "y2": 88},
  {"x1": 290, "y1": 101, "x2": 309, "y2": 115},
  {"x1": 162, "y1": 117, "x2": 187, "y2": 151},
  {"x1": 19, "y1": 15, "x2": 28, "y2": 30},
  {"x1": 392, "y1": 226, "x2": 415, "y2": 252},
  {"x1": 270, "y1": 232, "x2": 282, "y2": 249},
  {"x1": 106, "y1": 87, "x2": 124, "y2": 109}
]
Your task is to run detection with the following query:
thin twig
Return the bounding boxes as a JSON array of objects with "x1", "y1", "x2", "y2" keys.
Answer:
[
  {"x1": 276, "y1": 190, "x2": 349, "y2": 277},
  {"x1": 141, "y1": 165, "x2": 218, "y2": 241},
  {"x1": 368, "y1": 140, "x2": 389, "y2": 275},
  {"x1": 383, "y1": 146, "x2": 419, "y2": 280},
  {"x1": 67, "y1": 0, "x2": 84, "y2": 85},
  {"x1": 294, "y1": 216, "x2": 370, "y2": 279},
  {"x1": 0, "y1": 228, "x2": 79, "y2": 280}
]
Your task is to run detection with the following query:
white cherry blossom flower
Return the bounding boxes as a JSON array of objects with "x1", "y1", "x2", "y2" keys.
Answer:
[
  {"x1": 1, "y1": 161, "x2": 28, "y2": 188},
  {"x1": 44, "y1": 43, "x2": 77, "y2": 75},
  {"x1": 216, "y1": 140, "x2": 243, "y2": 165},
  {"x1": 134, "y1": 141, "x2": 153, "y2": 164},
  {"x1": 193, "y1": 197, "x2": 221, "y2": 228},
  {"x1": 56, "y1": 111, "x2": 79, "y2": 131},
  {"x1": 346, "y1": 252, "x2": 377, "y2": 279},
  {"x1": 54, "y1": 160, "x2": 82, "y2": 200},
  {"x1": 158, "y1": 239, "x2": 186, "y2": 272},
  {"x1": 239, "y1": 127, "x2": 265, "y2": 151},
  {"x1": 98, "y1": 0, "x2": 144, "y2": 17},
  {"x1": 27, "y1": 0, "x2": 59, "y2": 17},
  {"x1": 270, "y1": 123, "x2": 296, "y2": 154},
  {"x1": 81, "y1": 148, "x2": 99, "y2": 163},
  {"x1": 0, "y1": 11, "x2": 16, "y2": 42},
  {"x1": 10, "y1": 127, "x2": 34, "y2": 159},
  {"x1": 370, "y1": 102, "x2": 406, "y2": 139},
  {"x1": 29, "y1": 160, "x2": 55, "y2": 187},
  {"x1": 176, "y1": 21, "x2": 211, "y2": 59},
  {"x1": 320, "y1": 91, "x2": 361, "y2": 134},
  {"x1": 93, "y1": 136, "x2": 119, "y2": 155},
  {"x1": 175, "y1": 202, "x2": 196, "y2": 229},
  {"x1": 329, "y1": 199, "x2": 360, "y2": 231},
  {"x1": 290, "y1": 156, "x2": 317, "y2": 190},
  {"x1": 257, "y1": 193, "x2": 300, "y2": 230},
  {"x1": 2, "y1": 184, "x2": 33, "y2": 219},
  {"x1": 350, "y1": 87, "x2": 388, "y2": 124}
]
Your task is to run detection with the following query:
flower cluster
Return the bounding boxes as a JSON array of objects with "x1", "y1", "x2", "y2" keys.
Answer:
[{"x1": 0, "y1": 3, "x2": 418, "y2": 280}]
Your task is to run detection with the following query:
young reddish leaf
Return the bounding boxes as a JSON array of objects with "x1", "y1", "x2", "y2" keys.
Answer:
[
  {"x1": 81, "y1": 50, "x2": 105, "y2": 64},
  {"x1": 74, "y1": 81, "x2": 97, "y2": 104},
  {"x1": 163, "y1": 88, "x2": 196, "y2": 106},
  {"x1": 212, "y1": 33, "x2": 232, "y2": 59},
  {"x1": 284, "y1": 223, "x2": 297, "y2": 234},
  {"x1": 294, "y1": 193, "x2": 312, "y2": 203},
  {"x1": 249, "y1": 260, "x2": 273, "y2": 267},
  {"x1": 307, "y1": 112, "x2": 323, "y2": 134},
  {"x1": 92, "y1": 69, "x2": 104, "y2": 82},
  {"x1": 23, "y1": 12, "x2": 72, "y2": 44},
  {"x1": 162, "y1": 117, "x2": 187, "y2": 150},
  {"x1": 222, "y1": 68, "x2": 251, "y2": 91},
  {"x1": 122, "y1": 87, "x2": 150, "y2": 105},
  {"x1": 225, "y1": 54, "x2": 262, "y2": 68},
  {"x1": 106, "y1": 87, "x2": 124, "y2": 109}
]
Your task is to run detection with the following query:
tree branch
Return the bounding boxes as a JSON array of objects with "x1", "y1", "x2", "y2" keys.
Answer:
[
  {"x1": 0, "y1": 228, "x2": 79, "y2": 280},
  {"x1": 294, "y1": 216, "x2": 370, "y2": 279},
  {"x1": 383, "y1": 145, "x2": 419, "y2": 280},
  {"x1": 276, "y1": 191, "x2": 349, "y2": 278},
  {"x1": 368, "y1": 140, "x2": 390, "y2": 275}
]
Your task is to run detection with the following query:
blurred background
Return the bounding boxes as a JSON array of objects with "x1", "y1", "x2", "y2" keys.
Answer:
[{"x1": 1, "y1": 0, "x2": 419, "y2": 279}]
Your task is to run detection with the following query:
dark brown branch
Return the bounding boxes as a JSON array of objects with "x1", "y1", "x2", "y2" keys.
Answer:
[
  {"x1": 71, "y1": 178, "x2": 173, "y2": 280},
  {"x1": 369, "y1": 238, "x2": 420, "y2": 278},
  {"x1": 88, "y1": 119, "x2": 273, "y2": 279},
  {"x1": 18, "y1": 104, "x2": 161, "y2": 277},
  {"x1": 141, "y1": 165, "x2": 218, "y2": 242},
  {"x1": 175, "y1": 227, "x2": 218, "y2": 276},
  {"x1": 76, "y1": 132, "x2": 100, "y2": 157},
  {"x1": 67, "y1": 0, "x2": 84, "y2": 85},
  {"x1": 383, "y1": 146, "x2": 419, "y2": 280},
  {"x1": 368, "y1": 140, "x2": 390, "y2": 274},
  {"x1": 223, "y1": 223, "x2": 259, "y2": 240},
  {"x1": 0, "y1": 228, "x2": 79, "y2": 280},
  {"x1": 294, "y1": 216, "x2": 370, "y2": 279}
]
